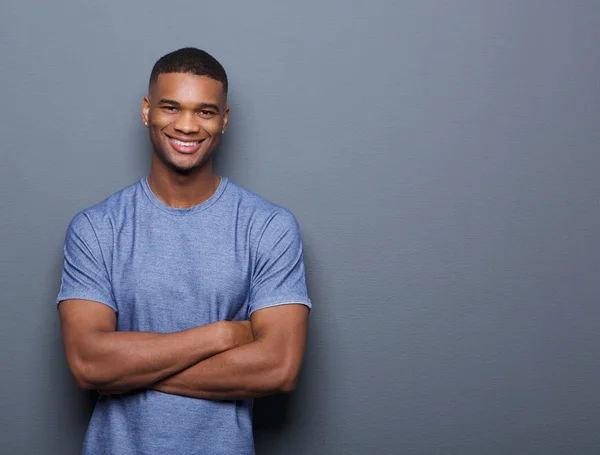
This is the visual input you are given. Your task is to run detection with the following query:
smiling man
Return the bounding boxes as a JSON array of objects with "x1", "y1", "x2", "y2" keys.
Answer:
[{"x1": 56, "y1": 48, "x2": 311, "y2": 455}]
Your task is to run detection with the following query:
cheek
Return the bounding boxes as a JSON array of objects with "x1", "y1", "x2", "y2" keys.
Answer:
[
  {"x1": 151, "y1": 120, "x2": 172, "y2": 140},
  {"x1": 150, "y1": 111, "x2": 170, "y2": 128},
  {"x1": 202, "y1": 118, "x2": 223, "y2": 134},
  {"x1": 149, "y1": 126, "x2": 166, "y2": 146}
]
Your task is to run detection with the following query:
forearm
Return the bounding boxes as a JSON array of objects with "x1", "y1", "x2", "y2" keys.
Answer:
[
  {"x1": 150, "y1": 339, "x2": 295, "y2": 400},
  {"x1": 73, "y1": 323, "x2": 229, "y2": 391}
]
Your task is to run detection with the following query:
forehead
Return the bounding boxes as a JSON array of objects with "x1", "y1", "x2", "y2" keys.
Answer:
[{"x1": 151, "y1": 73, "x2": 226, "y2": 105}]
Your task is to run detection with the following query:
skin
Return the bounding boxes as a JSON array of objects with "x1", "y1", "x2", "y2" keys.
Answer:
[
  {"x1": 59, "y1": 72, "x2": 310, "y2": 400},
  {"x1": 59, "y1": 300, "x2": 254, "y2": 392},
  {"x1": 142, "y1": 72, "x2": 230, "y2": 208}
]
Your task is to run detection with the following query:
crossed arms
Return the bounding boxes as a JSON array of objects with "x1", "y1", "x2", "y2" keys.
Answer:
[{"x1": 59, "y1": 299, "x2": 309, "y2": 400}]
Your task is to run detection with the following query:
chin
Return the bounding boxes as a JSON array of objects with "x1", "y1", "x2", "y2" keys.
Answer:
[{"x1": 159, "y1": 151, "x2": 213, "y2": 175}]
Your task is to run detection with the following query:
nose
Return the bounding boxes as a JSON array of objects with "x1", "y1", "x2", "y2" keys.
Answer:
[{"x1": 173, "y1": 111, "x2": 200, "y2": 134}]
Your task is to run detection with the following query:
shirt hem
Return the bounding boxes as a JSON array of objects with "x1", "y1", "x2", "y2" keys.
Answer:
[
  {"x1": 248, "y1": 300, "x2": 312, "y2": 316},
  {"x1": 56, "y1": 295, "x2": 118, "y2": 313}
]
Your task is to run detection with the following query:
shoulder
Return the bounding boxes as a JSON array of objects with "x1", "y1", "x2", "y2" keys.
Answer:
[
  {"x1": 66, "y1": 179, "x2": 143, "y2": 238},
  {"x1": 223, "y1": 180, "x2": 303, "y2": 254},
  {"x1": 224, "y1": 179, "x2": 300, "y2": 230}
]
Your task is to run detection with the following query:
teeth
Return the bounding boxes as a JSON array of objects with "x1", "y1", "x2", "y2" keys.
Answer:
[{"x1": 171, "y1": 138, "x2": 200, "y2": 146}]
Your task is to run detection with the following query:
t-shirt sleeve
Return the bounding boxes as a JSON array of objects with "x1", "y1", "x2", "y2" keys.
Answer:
[
  {"x1": 247, "y1": 209, "x2": 312, "y2": 316},
  {"x1": 56, "y1": 212, "x2": 117, "y2": 312}
]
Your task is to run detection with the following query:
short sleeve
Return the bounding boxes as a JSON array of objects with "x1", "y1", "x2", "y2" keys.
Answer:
[
  {"x1": 247, "y1": 209, "x2": 312, "y2": 316},
  {"x1": 56, "y1": 212, "x2": 117, "y2": 312}
]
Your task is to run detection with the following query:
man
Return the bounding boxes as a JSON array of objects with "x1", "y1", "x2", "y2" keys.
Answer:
[{"x1": 57, "y1": 47, "x2": 311, "y2": 455}]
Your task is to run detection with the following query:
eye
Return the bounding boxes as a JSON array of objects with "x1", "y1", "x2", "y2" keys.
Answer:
[
  {"x1": 161, "y1": 106, "x2": 178, "y2": 112},
  {"x1": 198, "y1": 110, "x2": 216, "y2": 118}
]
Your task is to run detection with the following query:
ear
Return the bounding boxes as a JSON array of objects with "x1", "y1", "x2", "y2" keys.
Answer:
[
  {"x1": 222, "y1": 105, "x2": 230, "y2": 134},
  {"x1": 142, "y1": 96, "x2": 151, "y2": 127}
]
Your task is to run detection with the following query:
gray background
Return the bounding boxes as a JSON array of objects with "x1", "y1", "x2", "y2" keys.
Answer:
[{"x1": 1, "y1": 1, "x2": 599, "y2": 454}]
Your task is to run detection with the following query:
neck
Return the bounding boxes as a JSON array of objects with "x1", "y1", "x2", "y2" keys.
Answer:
[{"x1": 147, "y1": 158, "x2": 220, "y2": 209}]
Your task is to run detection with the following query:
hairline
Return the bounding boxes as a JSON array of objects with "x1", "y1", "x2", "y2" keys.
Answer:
[
  {"x1": 147, "y1": 72, "x2": 228, "y2": 106},
  {"x1": 149, "y1": 71, "x2": 227, "y2": 93}
]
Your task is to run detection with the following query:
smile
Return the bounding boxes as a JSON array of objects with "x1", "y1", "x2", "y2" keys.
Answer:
[
  {"x1": 165, "y1": 134, "x2": 206, "y2": 154},
  {"x1": 169, "y1": 137, "x2": 202, "y2": 146}
]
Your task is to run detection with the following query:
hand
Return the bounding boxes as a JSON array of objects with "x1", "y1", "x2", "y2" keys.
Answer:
[{"x1": 222, "y1": 320, "x2": 254, "y2": 349}]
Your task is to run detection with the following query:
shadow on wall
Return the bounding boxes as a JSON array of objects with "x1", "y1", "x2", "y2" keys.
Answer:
[
  {"x1": 46, "y1": 244, "x2": 97, "y2": 451},
  {"x1": 253, "y1": 234, "x2": 323, "y2": 445},
  {"x1": 253, "y1": 394, "x2": 292, "y2": 431}
]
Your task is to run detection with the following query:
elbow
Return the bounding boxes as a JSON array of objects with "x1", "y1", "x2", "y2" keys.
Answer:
[
  {"x1": 70, "y1": 358, "x2": 103, "y2": 390},
  {"x1": 74, "y1": 378, "x2": 94, "y2": 391},
  {"x1": 72, "y1": 371, "x2": 94, "y2": 391},
  {"x1": 274, "y1": 363, "x2": 301, "y2": 394},
  {"x1": 279, "y1": 377, "x2": 298, "y2": 394}
]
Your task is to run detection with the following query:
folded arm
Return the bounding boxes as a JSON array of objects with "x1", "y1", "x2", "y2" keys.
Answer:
[
  {"x1": 149, "y1": 304, "x2": 310, "y2": 400},
  {"x1": 59, "y1": 299, "x2": 253, "y2": 392}
]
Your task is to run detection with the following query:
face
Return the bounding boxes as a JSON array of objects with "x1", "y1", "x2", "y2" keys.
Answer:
[{"x1": 142, "y1": 73, "x2": 229, "y2": 174}]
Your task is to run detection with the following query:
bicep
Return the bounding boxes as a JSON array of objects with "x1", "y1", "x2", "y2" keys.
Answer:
[
  {"x1": 59, "y1": 299, "x2": 116, "y2": 366},
  {"x1": 250, "y1": 304, "x2": 310, "y2": 370}
]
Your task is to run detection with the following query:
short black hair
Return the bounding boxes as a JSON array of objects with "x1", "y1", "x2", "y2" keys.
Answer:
[{"x1": 149, "y1": 47, "x2": 228, "y2": 94}]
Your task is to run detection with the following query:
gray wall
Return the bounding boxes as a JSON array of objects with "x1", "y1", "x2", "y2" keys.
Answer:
[{"x1": 1, "y1": 1, "x2": 599, "y2": 454}]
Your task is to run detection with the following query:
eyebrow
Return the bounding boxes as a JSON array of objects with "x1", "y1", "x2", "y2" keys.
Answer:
[{"x1": 157, "y1": 99, "x2": 221, "y2": 112}]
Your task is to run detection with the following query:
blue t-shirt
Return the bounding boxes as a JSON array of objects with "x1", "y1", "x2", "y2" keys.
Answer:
[{"x1": 57, "y1": 176, "x2": 312, "y2": 455}]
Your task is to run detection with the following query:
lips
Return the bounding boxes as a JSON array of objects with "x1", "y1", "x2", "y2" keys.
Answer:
[{"x1": 166, "y1": 134, "x2": 205, "y2": 154}]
